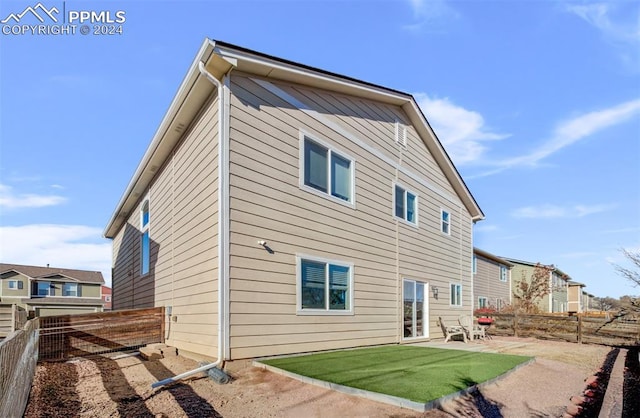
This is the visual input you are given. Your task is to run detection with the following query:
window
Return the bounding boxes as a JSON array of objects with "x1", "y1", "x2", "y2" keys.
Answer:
[
  {"x1": 403, "y1": 279, "x2": 426, "y2": 339},
  {"x1": 450, "y1": 283, "x2": 462, "y2": 306},
  {"x1": 478, "y1": 297, "x2": 488, "y2": 309},
  {"x1": 496, "y1": 298, "x2": 504, "y2": 311},
  {"x1": 63, "y1": 283, "x2": 78, "y2": 297},
  {"x1": 105, "y1": 295, "x2": 111, "y2": 302},
  {"x1": 301, "y1": 135, "x2": 354, "y2": 205},
  {"x1": 37, "y1": 282, "x2": 51, "y2": 296},
  {"x1": 297, "y1": 255, "x2": 353, "y2": 314},
  {"x1": 394, "y1": 184, "x2": 417, "y2": 225},
  {"x1": 441, "y1": 209, "x2": 451, "y2": 235},
  {"x1": 500, "y1": 266, "x2": 508, "y2": 282},
  {"x1": 8, "y1": 280, "x2": 18, "y2": 290},
  {"x1": 472, "y1": 256, "x2": 477, "y2": 274},
  {"x1": 141, "y1": 200, "x2": 150, "y2": 275}
]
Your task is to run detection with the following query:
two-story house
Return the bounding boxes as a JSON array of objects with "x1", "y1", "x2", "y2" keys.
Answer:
[
  {"x1": 0, "y1": 263, "x2": 105, "y2": 317},
  {"x1": 104, "y1": 39, "x2": 485, "y2": 362},
  {"x1": 504, "y1": 258, "x2": 569, "y2": 313},
  {"x1": 472, "y1": 248, "x2": 513, "y2": 311}
]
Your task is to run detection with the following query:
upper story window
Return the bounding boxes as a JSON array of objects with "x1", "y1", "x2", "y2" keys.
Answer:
[
  {"x1": 450, "y1": 283, "x2": 462, "y2": 306},
  {"x1": 500, "y1": 266, "x2": 508, "y2": 282},
  {"x1": 472, "y1": 256, "x2": 477, "y2": 274},
  {"x1": 141, "y1": 200, "x2": 150, "y2": 276},
  {"x1": 8, "y1": 280, "x2": 21, "y2": 290},
  {"x1": 37, "y1": 282, "x2": 51, "y2": 296},
  {"x1": 296, "y1": 255, "x2": 353, "y2": 315},
  {"x1": 478, "y1": 296, "x2": 488, "y2": 309},
  {"x1": 394, "y1": 184, "x2": 417, "y2": 225},
  {"x1": 441, "y1": 209, "x2": 451, "y2": 235},
  {"x1": 300, "y1": 134, "x2": 354, "y2": 206},
  {"x1": 63, "y1": 283, "x2": 78, "y2": 297}
]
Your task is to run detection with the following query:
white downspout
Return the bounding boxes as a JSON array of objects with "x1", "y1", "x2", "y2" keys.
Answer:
[{"x1": 151, "y1": 60, "x2": 231, "y2": 389}]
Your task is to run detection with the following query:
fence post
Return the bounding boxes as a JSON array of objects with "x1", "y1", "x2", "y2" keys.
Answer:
[
  {"x1": 577, "y1": 315, "x2": 582, "y2": 344},
  {"x1": 513, "y1": 312, "x2": 518, "y2": 337},
  {"x1": 11, "y1": 304, "x2": 16, "y2": 332}
]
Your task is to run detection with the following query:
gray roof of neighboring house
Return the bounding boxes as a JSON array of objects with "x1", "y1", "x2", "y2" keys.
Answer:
[
  {"x1": 0, "y1": 263, "x2": 104, "y2": 284},
  {"x1": 502, "y1": 257, "x2": 572, "y2": 281},
  {"x1": 473, "y1": 248, "x2": 514, "y2": 267}
]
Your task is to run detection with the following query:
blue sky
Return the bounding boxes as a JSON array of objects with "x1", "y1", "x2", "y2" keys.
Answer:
[{"x1": 1, "y1": 0, "x2": 638, "y2": 298}]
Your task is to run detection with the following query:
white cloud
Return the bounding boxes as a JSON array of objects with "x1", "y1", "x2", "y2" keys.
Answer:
[
  {"x1": 511, "y1": 203, "x2": 616, "y2": 219},
  {"x1": 566, "y1": 3, "x2": 640, "y2": 44},
  {"x1": 404, "y1": 0, "x2": 459, "y2": 32},
  {"x1": 472, "y1": 98, "x2": 640, "y2": 177},
  {"x1": 0, "y1": 224, "x2": 112, "y2": 285},
  {"x1": 0, "y1": 183, "x2": 66, "y2": 209},
  {"x1": 415, "y1": 94, "x2": 508, "y2": 165}
]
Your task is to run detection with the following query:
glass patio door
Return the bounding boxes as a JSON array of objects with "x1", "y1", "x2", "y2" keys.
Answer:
[{"x1": 403, "y1": 279, "x2": 427, "y2": 339}]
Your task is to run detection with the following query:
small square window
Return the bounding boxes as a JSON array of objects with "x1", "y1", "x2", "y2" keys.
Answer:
[
  {"x1": 63, "y1": 283, "x2": 78, "y2": 297},
  {"x1": 8, "y1": 280, "x2": 18, "y2": 290},
  {"x1": 37, "y1": 282, "x2": 51, "y2": 296},
  {"x1": 478, "y1": 297, "x2": 488, "y2": 309}
]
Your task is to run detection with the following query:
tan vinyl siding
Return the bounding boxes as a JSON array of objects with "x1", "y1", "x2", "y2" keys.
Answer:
[
  {"x1": 227, "y1": 73, "x2": 473, "y2": 359},
  {"x1": 111, "y1": 93, "x2": 220, "y2": 358},
  {"x1": 473, "y1": 256, "x2": 511, "y2": 310},
  {"x1": 0, "y1": 272, "x2": 29, "y2": 297},
  {"x1": 510, "y1": 263, "x2": 551, "y2": 312}
]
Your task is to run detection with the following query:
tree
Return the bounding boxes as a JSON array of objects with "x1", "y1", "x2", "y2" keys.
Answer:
[
  {"x1": 512, "y1": 263, "x2": 554, "y2": 313},
  {"x1": 594, "y1": 296, "x2": 622, "y2": 311},
  {"x1": 612, "y1": 249, "x2": 640, "y2": 315}
]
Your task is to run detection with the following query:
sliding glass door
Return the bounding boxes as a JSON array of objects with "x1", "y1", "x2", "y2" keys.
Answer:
[{"x1": 403, "y1": 279, "x2": 427, "y2": 339}]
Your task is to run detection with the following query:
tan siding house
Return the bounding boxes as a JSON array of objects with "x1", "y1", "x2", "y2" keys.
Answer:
[
  {"x1": 472, "y1": 248, "x2": 512, "y2": 311},
  {"x1": 104, "y1": 40, "x2": 484, "y2": 362},
  {"x1": 504, "y1": 258, "x2": 570, "y2": 313},
  {"x1": 0, "y1": 264, "x2": 104, "y2": 317}
]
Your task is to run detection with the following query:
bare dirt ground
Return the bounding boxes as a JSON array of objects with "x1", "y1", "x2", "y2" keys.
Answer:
[{"x1": 24, "y1": 337, "x2": 620, "y2": 418}]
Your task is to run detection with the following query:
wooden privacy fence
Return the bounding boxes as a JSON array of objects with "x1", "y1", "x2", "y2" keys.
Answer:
[
  {"x1": 39, "y1": 307, "x2": 165, "y2": 361},
  {"x1": 0, "y1": 304, "x2": 27, "y2": 338},
  {"x1": 0, "y1": 318, "x2": 40, "y2": 418},
  {"x1": 488, "y1": 313, "x2": 640, "y2": 346}
]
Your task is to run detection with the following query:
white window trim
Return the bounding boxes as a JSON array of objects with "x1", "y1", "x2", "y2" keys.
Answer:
[
  {"x1": 392, "y1": 182, "x2": 419, "y2": 228},
  {"x1": 402, "y1": 279, "x2": 429, "y2": 340},
  {"x1": 478, "y1": 296, "x2": 488, "y2": 308},
  {"x1": 296, "y1": 253, "x2": 354, "y2": 316},
  {"x1": 8, "y1": 280, "x2": 18, "y2": 290},
  {"x1": 449, "y1": 282, "x2": 462, "y2": 307},
  {"x1": 140, "y1": 198, "x2": 150, "y2": 276},
  {"x1": 440, "y1": 208, "x2": 451, "y2": 236},
  {"x1": 472, "y1": 256, "x2": 477, "y2": 275},
  {"x1": 299, "y1": 130, "x2": 356, "y2": 209}
]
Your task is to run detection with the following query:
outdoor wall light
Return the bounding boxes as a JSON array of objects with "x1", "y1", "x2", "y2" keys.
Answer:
[{"x1": 432, "y1": 286, "x2": 439, "y2": 299}]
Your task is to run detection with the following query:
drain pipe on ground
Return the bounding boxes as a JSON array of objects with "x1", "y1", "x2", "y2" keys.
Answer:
[{"x1": 151, "y1": 58, "x2": 231, "y2": 389}]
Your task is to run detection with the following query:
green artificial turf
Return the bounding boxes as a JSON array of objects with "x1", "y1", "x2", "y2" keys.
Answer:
[{"x1": 262, "y1": 345, "x2": 531, "y2": 404}]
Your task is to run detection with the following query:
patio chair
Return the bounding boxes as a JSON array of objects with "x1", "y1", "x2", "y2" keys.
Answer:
[
  {"x1": 458, "y1": 315, "x2": 486, "y2": 341},
  {"x1": 438, "y1": 316, "x2": 467, "y2": 343}
]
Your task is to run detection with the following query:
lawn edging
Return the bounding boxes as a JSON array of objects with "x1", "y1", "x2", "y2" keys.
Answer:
[{"x1": 253, "y1": 356, "x2": 536, "y2": 412}]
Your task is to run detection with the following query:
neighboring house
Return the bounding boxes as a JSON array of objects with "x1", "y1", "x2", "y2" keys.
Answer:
[
  {"x1": 104, "y1": 39, "x2": 484, "y2": 362},
  {"x1": 472, "y1": 248, "x2": 513, "y2": 311},
  {"x1": 101, "y1": 285, "x2": 112, "y2": 310},
  {"x1": 0, "y1": 263, "x2": 104, "y2": 317},
  {"x1": 582, "y1": 291, "x2": 595, "y2": 312},
  {"x1": 567, "y1": 281, "x2": 585, "y2": 314},
  {"x1": 504, "y1": 258, "x2": 569, "y2": 313}
]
